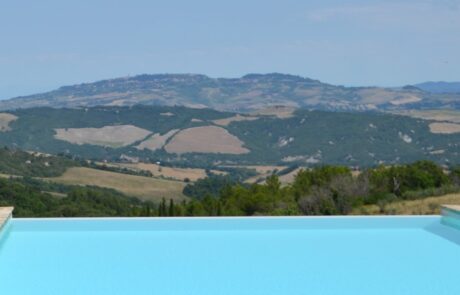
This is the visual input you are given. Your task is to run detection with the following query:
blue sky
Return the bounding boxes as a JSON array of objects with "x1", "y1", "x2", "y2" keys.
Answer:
[{"x1": 0, "y1": 0, "x2": 459, "y2": 99}]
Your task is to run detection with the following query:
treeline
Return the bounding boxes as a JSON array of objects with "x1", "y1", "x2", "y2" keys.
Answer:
[
  {"x1": 1, "y1": 160, "x2": 459, "y2": 217},
  {"x1": 175, "y1": 161, "x2": 460, "y2": 216}
]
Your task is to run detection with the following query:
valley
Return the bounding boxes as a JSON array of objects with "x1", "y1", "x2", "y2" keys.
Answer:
[{"x1": 0, "y1": 74, "x2": 459, "y2": 218}]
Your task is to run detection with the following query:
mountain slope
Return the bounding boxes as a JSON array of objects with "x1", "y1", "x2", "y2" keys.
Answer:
[
  {"x1": 2, "y1": 73, "x2": 460, "y2": 112},
  {"x1": 414, "y1": 81, "x2": 460, "y2": 94},
  {"x1": 0, "y1": 105, "x2": 459, "y2": 167}
]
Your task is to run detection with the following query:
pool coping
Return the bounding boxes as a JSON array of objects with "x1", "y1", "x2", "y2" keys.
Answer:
[
  {"x1": 0, "y1": 207, "x2": 14, "y2": 231},
  {"x1": 0, "y1": 210, "x2": 446, "y2": 233},
  {"x1": 11, "y1": 214, "x2": 440, "y2": 221},
  {"x1": 441, "y1": 204, "x2": 460, "y2": 230},
  {"x1": 441, "y1": 204, "x2": 460, "y2": 213},
  {"x1": 0, "y1": 205, "x2": 442, "y2": 222}
]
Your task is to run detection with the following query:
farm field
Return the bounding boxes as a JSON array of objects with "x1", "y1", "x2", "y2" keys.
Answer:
[
  {"x1": 46, "y1": 167, "x2": 187, "y2": 202},
  {"x1": 393, "y1": 110, "x2": 460, "y2": 123},
  {"x1": 111, "y1": 162, "x2": 227, "y2": 182},
  {"x1": 164, "y1": 125, "x2": 249, "y2": 154},
  {"x1": 54, "y1": 125, "x2": 151, "y2": 147},
  {"x1": 429, "y1": 122, "x2": 460, "y2": 134}
]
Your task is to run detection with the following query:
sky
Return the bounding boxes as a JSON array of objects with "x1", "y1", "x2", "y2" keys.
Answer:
[{"x1": 0, "y1": 0, "x2": 459, "y2": 99}]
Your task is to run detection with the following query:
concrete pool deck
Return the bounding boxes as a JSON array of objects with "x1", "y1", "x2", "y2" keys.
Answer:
[
  {"x1": 441, "y1": 204, "x2": 460, "y2": 212},
  {"x1": 0, "y1": 207, "x2": 14, "y2": 230},
  {"x1": 441, "y1": 205, "x2": 460, "y2": 230}
]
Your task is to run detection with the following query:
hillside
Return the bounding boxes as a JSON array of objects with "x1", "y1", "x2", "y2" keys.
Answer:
[
  {"x1": 0, "y1": 105, "x2": 459, "y2": 167},
  {"x1": 414, "y1": 81, "x2": 460, "y2": 94},
  {"x1": 1, "y1": 73, "x2": 460, "y2": 112},
  {"x1": 0, "y1": 148, "x2": 76, "y2": 177},
  {"x1": 46, "y1": 167, "x2": 186, "y2": 202}
]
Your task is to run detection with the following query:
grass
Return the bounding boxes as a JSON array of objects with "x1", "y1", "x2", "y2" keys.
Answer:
[
  {"x1": 45, "y1": 167, "x2": 187, "y2": 203},
  {"x1": 352, "y1": 193, "x2": 460, "y2": 215},
  {"x1": 108, "y1": 162, "x2": 226, "y2": 182}
]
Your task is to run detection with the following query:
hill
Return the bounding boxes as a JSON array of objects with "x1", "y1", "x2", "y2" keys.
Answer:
[
  {"x1": 0, "y1": 105, "x2": 459, "y2": 167},
  {"x1": 46, "y1": 167, "x2": 186, "y2": 202},
  {"x1": 414, "y1": 81, "x2": 460, "y2": 94},
  {"x1": 0, "y1": 148, "x2": 76, "y2": 177},
  {"x1": 1, "y1": 73, "x2": 460, "y2": 112}
]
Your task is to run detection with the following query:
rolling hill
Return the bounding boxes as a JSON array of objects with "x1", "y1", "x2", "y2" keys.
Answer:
[
  {"x1": 1, "y1": 73, "x2": 460, "y2": 112},
  {"x1": 0, "y1": 105, "x2": 459, "y2": 167},
  {"x1": 414, "y1": 81, "x2": 460, "y2": 94}
]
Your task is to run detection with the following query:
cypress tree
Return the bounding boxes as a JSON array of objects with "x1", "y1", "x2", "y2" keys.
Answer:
[
  {"x1": 169, "y1": 199, "x2": 175, "y2": 216},
  {"x1": 217, "y1": 201, "x2": 222, "y2": 216},
  {"x1": 159, "y1": 198, "x2": 167, "y2": 216}
]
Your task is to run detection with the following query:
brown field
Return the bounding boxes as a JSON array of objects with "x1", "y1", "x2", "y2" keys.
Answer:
[
  {"x1": 389, "y1": 95, "x2": 422, "y2": 105},
  {"x1": 251, "y1": 106, "x2": 296, "y2": 118},
  {"x1": 278, "y1": 168, "x2": 303, "y2": 184},
  {"x1": 352, "y1": 193, "x2": 460, "y2": 215},
  {"x1": 212, "y1": 114, "x2": 259, "y2": 126},
  {"x1": 112, "y1": 162, "x2": 227, "y2": 182},
  {"x1": 0, "y1": 113, "x2": 18, "y2": 131},
  {"x1": 222, "y1": 165, "x2": 286, "y2": 174},
  {"x1": 46, "y1": 167, "x2": 187, "y2": 202},
  {"x1": 165, "y1": 126, "x2": 250, "y2": 154},
  {"x1": 136, "y1": 129, "x2": 179, "y2": 151},
  {"x1": 429, "y1": 122, "x2": 460, "y2": 134},
  {"x1": 54, "y1": 125, "x2": 151, "y2": 147},
  {"x1": 357, "y1": 89, "x2": 422, "y2": 106},
  {"x1": 394, "y1": 110, "x2": 460, "y2": 123},
  {"x1": 356, "y1": 88, "x2": 397, "y2": 104}
]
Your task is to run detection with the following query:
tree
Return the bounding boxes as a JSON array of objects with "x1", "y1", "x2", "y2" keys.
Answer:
[{"x1": 169, "y1": 199, "x2": 175, "y2": 216}]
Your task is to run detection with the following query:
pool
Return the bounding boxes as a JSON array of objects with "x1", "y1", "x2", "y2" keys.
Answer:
[{"x1": 0, "y1": 216, "x2": 459, "y2": 295}]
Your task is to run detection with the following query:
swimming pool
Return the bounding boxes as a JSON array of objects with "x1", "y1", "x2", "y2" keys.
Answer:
[{"x1": 0, "y1": 216, "x2": 459, "y2": 295}]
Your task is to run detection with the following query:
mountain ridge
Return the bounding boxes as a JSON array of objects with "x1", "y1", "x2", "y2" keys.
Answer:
[
  {"x1": 2, "y1": 73, "x2": 460, "y2": 112},
  {"x1": 414, "y1": 81, "x2": 460, "y2": 94}
]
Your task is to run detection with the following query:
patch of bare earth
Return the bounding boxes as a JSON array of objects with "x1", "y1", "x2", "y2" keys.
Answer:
[
  {"x1": 54, "y1": 125, "x2": 151, "y2": 147},
  {"x1": 165, "y1": 126, "x2": 249, "y2": 154},
  {"x1": 136, "y1": 129, "x2": 179, "y2": 151},
  {"x1": 212, "y1": 114, "x2": 259, "y2": 126},
  {"x1": 0, "y1": 113, "x2": 18, "y2": 131},
  {"x1": 429, "y1": 122, "x2": 460, "y2": 134}
]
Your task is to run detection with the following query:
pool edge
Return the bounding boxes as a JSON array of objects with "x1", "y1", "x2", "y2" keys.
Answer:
[{"x1": 0, "y1": 207, "x2": 13, "y2": 232}]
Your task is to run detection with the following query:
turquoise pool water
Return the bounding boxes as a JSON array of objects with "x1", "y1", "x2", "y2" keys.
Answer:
[{"x1": 0, "y1": 216, "x2": 459, "y2": 295}]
